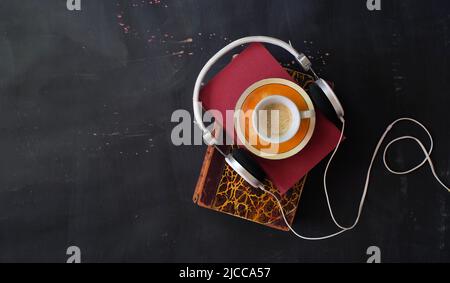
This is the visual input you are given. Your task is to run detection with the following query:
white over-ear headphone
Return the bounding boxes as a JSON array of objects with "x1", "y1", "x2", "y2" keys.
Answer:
[{"x1": 193, "y1": 36, "x2": 449, "y2": 240}]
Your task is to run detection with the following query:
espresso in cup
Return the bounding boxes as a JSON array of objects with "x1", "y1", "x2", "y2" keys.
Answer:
[
  {"x1": 252, "y1": 95, "x2": 300, "y2": 144},
  {"x1": 260, "y1": 102, "x2": 293, "y2": 138}
]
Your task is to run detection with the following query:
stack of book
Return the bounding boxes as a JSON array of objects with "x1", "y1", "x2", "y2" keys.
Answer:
[{"x1": 193, "y1": 44, "x2": 341, "y2": 230}]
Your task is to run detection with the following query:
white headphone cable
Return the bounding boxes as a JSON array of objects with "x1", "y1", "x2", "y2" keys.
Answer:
[{"x1": 259, "y1": 117, "x2": 449, "y2": 240}]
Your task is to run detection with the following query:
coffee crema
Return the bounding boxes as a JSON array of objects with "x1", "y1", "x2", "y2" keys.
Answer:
[{"x1": 259, "y1": 103, "x2": 292, "y2": 138}]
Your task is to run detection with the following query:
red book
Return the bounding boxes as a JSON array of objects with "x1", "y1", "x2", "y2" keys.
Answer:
[{"x1": 200, "y1": 43, "x2": 342, "y2": 194}]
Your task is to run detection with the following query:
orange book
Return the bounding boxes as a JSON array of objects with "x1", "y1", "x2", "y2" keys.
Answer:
[{"x1": 193, "y1": 144, "x2": 306, "y2": 231}]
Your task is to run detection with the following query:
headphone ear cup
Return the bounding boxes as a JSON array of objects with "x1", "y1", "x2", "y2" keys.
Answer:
[
  {"x1": 226, "y1": 148, "x2": 266, "y2": 188},
  {"x1": 308, "y1": 82, "x2": 342, "y2": 126}
]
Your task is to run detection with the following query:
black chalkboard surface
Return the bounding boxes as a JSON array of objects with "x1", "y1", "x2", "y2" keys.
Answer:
[{"x1": 0, "y1": 0, "x2": 448, "y2": 262}]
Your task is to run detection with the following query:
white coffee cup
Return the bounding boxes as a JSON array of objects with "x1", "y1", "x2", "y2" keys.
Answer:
[{"x1": 252, "y1": 95, "x2": 301, "y2": 144}]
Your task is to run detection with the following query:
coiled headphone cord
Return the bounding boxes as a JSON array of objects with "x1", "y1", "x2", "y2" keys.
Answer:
[{"x1": 258, "y1": 118, "x2": 450, "y2": 240}]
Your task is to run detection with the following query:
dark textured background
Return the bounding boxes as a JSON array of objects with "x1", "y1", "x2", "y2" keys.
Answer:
[{"x1": 0, "y1": 0, "x2": 448, "y2": 262}]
